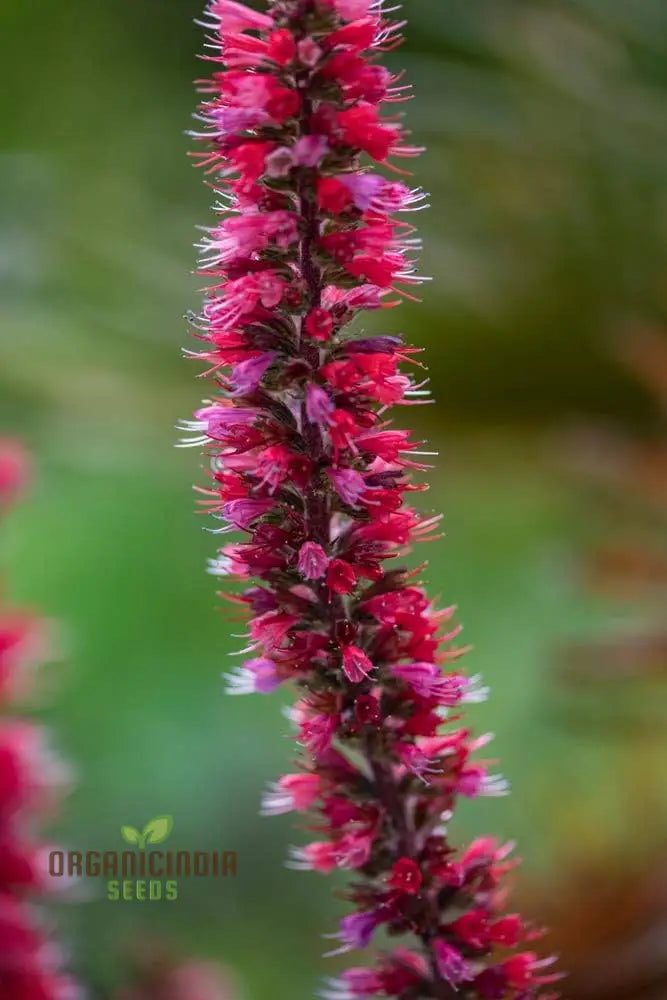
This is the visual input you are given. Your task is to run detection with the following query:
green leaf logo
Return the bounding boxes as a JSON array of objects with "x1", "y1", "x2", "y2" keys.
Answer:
[
  {"x1": 142, "y1": 815, "x2": 174, "y2": 846},
  {"x1": 120, "y1": 815, "x2": 173, "y2": 850}
]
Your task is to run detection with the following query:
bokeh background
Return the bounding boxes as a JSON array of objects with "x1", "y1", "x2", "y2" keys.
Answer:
[{"x1": 1, "y1": 0, "x2": 666, "y2": 997}]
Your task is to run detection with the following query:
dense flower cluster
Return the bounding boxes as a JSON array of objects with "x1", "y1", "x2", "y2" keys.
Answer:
[
  {"x1": 184, "y1": 3, "x2": 562, "y2": 998},
  {"x1": 0, "y1": 440, "x2": 78, "y2": 1000}
]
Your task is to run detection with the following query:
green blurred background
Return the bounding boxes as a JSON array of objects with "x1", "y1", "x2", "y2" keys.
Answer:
[{"x1": 1, "y1": 1, "x2": 666, "y2": 997}]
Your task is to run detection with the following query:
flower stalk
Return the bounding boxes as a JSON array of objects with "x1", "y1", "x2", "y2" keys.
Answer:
[{"x1": 184, "y1": 2, "x2": 563, "y2": 997}]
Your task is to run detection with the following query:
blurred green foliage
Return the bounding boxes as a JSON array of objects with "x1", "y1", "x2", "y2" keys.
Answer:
[{"x1": 1, "y1": 1, "x2": 666, "y2": 997}]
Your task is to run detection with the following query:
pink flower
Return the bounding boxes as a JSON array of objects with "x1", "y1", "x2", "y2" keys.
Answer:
[
  {"x1": 225, "y1": 657, "x2": 280, "y2": 694},
  {"x1": 297, "y1": 38, "x2": 322, "y2": 68},
  {"x1": 0, "y1": 440, "x2": 31, "y2": 508},
  {"x1": 289, "y1": 840, "x2": 338, "y2": 873},
  {"x1": 502, "y1": 953, "x2": 561, "y2": 990},
  {"x1": 255, "y1": 444, "x2": 293, "y2": 492},
  {"x1": 294, "y1": 135, "x2": 329, "y2": 167},
  {"x1": 207, "y1": 0, "x2": 272, "y2": 33},
  {"x1": 222, "y1": 498, "x2": 274, "y2": 530},
  {"x1": 203, "y1": 212, "x2": 297, "y2": 265},
  {"x1": 457, "y1": 764, "x2": 510, "y2": 799},
  {"x1": 202, "y1": 406, "x2": 260, "y2": 443},
  {"x1": 391, "y1": 662, "x2": 468, "y2": 704},
  {"x1": 328, "y1": 467, "x2": 366, "y2": 505},
  {"x1": 433, "y1": 940, "x2": 473, "y2": 987},
  {"x1": 299, "y1": 713, "x2": 338, "y2": 758},
  {"x1": 340, "y1": 174, "x2": 417, "y2": 214},
  {"x1": 333, "y1": 910, "x2": 381, "y2": 952},
  {"x1": 326, "y1": 968, "x2": 383, "y2": 999},
  {"x1": 261, "y1": 773, "x2": 320, "y2": 815},
  {"x1": 249, "y1": 611, "x2": 296, "y2": 651},
  {"x1": 305, "y1": 385, "x2": 334, "y2": 428},
  {"x1": 0, "y1": 613, "x2": 49, "y2": 705},
  {"x1": 335, "y1": 830, "x2": 374, "y2": 869},
  {"x1": 265, "y1": 146, "x2": 295, "y2": 177},
  {"x1": 395, "y1": 741, "x2": 439, "y2": 780},
  {"x1": 331, "y1": 0, "x2": 374, "y2": 19},
  {"x1": 341, "y1": 645, "x2": 373, "y2": 683},
  {"x1": 297, "y1": 542, "x2": 328, "y2": 580}
]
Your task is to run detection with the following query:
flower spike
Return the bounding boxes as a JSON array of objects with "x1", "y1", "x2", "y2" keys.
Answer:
[{"x1": 185, "y1": 2, "x2": 563, "y2": 998}]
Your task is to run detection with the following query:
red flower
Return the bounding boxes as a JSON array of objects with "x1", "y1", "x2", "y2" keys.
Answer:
[
  {"x1": 267, "y1": 28, "x2": 296, "y2": 66},
  {"x1": 388, "y1": 858, "x2": 422, "y2": 895},
  {"x1": 317, "y1": 176, "x2": 353, "y2": 215},
  {"x1": 305, "y1": 308, "x2": 334, "y2": 342},
  {"x1": 336, "y1": 105, "x2": 399, "y2": 161},
  {"x1": 354, "y1": 694, "x2": 380, "y2": 727},
  {"x1": 327, "y1": 558, "x2": 357, "y2": 595},
  {"x1": 325, "y1": 18, "x2": 378, "y2": 53}
]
